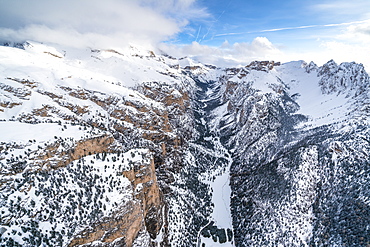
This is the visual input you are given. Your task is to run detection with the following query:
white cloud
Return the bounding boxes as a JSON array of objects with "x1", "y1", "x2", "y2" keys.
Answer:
[
  {"x1": 160, "y1": 33, "x2": 370, "y2": 72},
  {"x1": 339, "y1": 20, "x2": 370, "y2": 43},
  {"x1": 142, "y1": 0, "x2": 209, "y2": 20},
  {"x1": 285, "y1": 20, "x2": 370, "y2": 70},
  {"x1": 311, "y1": 0, "x2": 370, "y2": 20},
  {"x1": 321, "y1": 41, "x2": 370, "y2": 63},
  {"x1": 0, "y1": 0, "x2": 208, "y2": 49},
  {"x1": 159, "y1": 37, "x2": 284, "y2": 67},
  {"x1": 318, "y1": 20, "x2": 370, "y2": 69}
]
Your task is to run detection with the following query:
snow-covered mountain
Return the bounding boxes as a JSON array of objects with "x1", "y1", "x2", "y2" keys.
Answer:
[{"x1": 0, "y1": 42, "x2": 369, "y2": 247}]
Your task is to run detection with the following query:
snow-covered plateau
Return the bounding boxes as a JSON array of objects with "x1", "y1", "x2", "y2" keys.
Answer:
[{"x1": 0, "y1": 42, "x2": 369, "y2": 246}]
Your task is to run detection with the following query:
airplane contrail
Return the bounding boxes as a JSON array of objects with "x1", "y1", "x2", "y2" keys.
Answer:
[
  {"x1": 214, "y1": 19, "x2": 369, "y2": 37},
  {"x1": 195, "y1": 25, "x2": 202, "y2": 42},
  {"x1": 199, "y1": 0, "x2": 232, "y2": 42}
]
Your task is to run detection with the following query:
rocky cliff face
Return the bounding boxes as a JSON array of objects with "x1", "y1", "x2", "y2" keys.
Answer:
[
  {"x1": 0, "y1": 43, "x2": 369, "y2": 247},
  {"x1": 68, "y1": 156, "x2": 162, "y2": 247}
]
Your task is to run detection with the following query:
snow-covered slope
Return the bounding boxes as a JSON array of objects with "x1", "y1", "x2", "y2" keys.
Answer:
[
  {"x1": 0, "y1": 42, "x2": 197, "y2": 247},
  {"x1": 0, "y1": 42, "x2": 369, "y2": 247},
  {"x1": 200, "y1": 60, "x2": 370, "y2": 246}
]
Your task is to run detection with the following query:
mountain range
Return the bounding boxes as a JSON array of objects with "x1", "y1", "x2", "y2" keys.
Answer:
[{"x1": 0, "y1": 41, "x2": 369, "y2": 247}]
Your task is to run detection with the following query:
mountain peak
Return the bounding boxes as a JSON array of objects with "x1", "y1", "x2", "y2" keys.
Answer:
[
  {"x1": 304, "y1": 61, "x2": 318, "y2": 73},
  {"x1": 245, "y1": 60, "x2": 280, "y2": 72},
  {"x1": 318, "y1": 59, "x2": 370, "y2": 95}
]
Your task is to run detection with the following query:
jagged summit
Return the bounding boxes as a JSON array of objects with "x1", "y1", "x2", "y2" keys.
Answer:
[
  {"x1": 0, "y1": 42, "x2": 369, "y2": 247},
  {"x1": 318, "y1": 59, "x2": 370, "y2": 96},
  {"x1": 303, "y1": 61, "x2": 318, "y2": 73}
]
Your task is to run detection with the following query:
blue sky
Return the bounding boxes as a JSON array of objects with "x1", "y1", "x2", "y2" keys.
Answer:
[
  {"x1": 173, "y1": 0, "x2": 369, "y2": 46},
  {"x1": 178, "y1": 0, "x2": 312, "y2": 44},
  {"x1": 0, "y1": 0, "x2": 369, "y2": 68},
  {"x1": 176, "y1": 0, "x2": 370, "y2": 45},
  {"x1": 164, "y1": 0, "x2": 370, "y2": 68}
]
